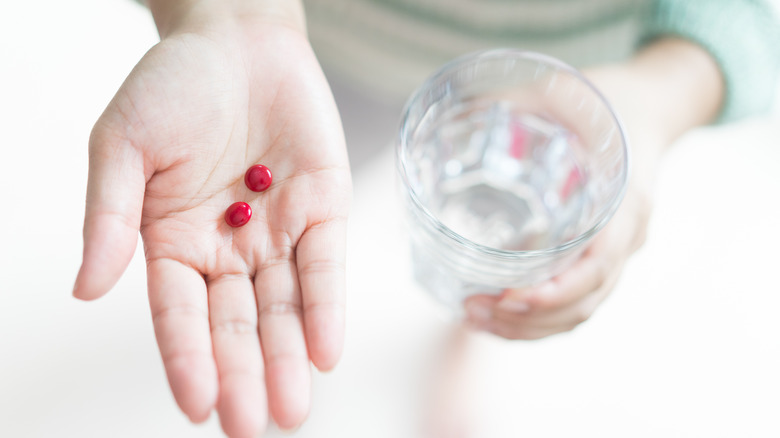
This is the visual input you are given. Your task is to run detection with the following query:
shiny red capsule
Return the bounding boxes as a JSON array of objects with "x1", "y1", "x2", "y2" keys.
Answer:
[
  {"x1": 225, "y1": 202, "x2": 252, "y2": 227},
  {"x1": 245, "y1": 164, "x2": 273, "y2": 192}
]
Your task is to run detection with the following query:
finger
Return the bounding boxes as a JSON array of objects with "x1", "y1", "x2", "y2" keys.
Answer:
[
  {"x1": 498, "y1": 249, "x2": 613, "y2": 313},
  {"x1": 74, "y1": 128, "x2": 146, "y2": 300},
  {"x1": 496, "y1": 265, "x2": 622, "y2": 327},
  {"x1": 481, "y1": 268, "x2": 624, "y2": 340},
  {"x1": 464, "y1": 295, "x2": 570, "y2": 340},
  {"x1": 465, "y1": 299, "x2": 571, "y2": 340},
  {"x1": 464, "y1": 295, "x2": 560, "y2": 340},
  {"x1": 484, "y1": 320, "x2": 568, "y2": 340},
  {"x1": 208, "y1": 273, "x2": 267, "y2": 438},
  {"x1": 147, "y1": 258, "x2": 217, "y2": 422},
  {"x1": 486, "y1": 290, "x2": 609, "y2": 340},
  {"x1": 463, "y1": 294, "x2": 500, "y2": 330},
  {"x1": 255, "y1": 251, "x2": 311, "y2": 431},
  {"x1": 465, "y1": 294, "x2": 565, "y2": 339},
  {"x1": 493, "y1": 290, "x2": 601, "y2": 332},
  {"x1": 296, "y1": 217, "x2": 347, "y2": 371}
]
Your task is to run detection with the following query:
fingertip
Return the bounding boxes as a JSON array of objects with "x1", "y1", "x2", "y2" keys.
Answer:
[
  {"x1": 71, "y1": 265, "x2": 112, "y2": 301},
  {"x1": 271, "y1": 406, "x2": 309, "y2": 432},
  {"x1": 166, "y1": 355, "x2": 219, "y2": 424},
  {"x1": 278, "y1": 422, "x2": 303, "y2": 435},
  {"x1": 311, "y1": 348, "x2": 341, "y2": 373},
  {"x1": 267, "y1": 359, "x2": 311, "y2": 431},
  {"x1": 218, "y1": 376, "x2": 268, "y2": 438},
  {"x1": 71, "y1": 271, "x2": 87, "y2": 300},
  {"x1": 75, "y1": 215, "x2": 140, "y2": 300},
  {"x1": 188, "y1": 410, "x2": 212, "y2": 425},
  {"x1": 79, "y1": 135, "x2": 145, "y2": 301},
  {"x1": 305, "y1": 309, "x2": 344, "y2": 372},
  {"x1": 72, "y1": 290, "x2": 101, "y2": 301},
  {"x1": 186, "y1": 405, "x2": 214, "y2": 425}
]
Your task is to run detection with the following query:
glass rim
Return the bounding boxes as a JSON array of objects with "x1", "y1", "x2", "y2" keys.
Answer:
[{"x1": 396, "y1": 48, "x2": 630, "y2": 260}]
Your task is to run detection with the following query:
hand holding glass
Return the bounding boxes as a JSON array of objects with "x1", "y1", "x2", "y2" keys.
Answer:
[{"x1": 397, "y1": 50, "x2": 629, "y2": 308}]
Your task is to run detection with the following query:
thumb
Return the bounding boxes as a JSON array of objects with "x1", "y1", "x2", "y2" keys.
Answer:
[{"x1": 73, "y1": 122, "x2": 146, "y2": 300}]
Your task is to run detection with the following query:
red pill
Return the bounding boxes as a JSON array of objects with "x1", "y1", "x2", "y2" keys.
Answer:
[
  {"x1": 245, "y1": 164, "x2": 273, "y2": 192},
  {"x1": 225, "y1": 202, "x2": 252, "y2": 227}
]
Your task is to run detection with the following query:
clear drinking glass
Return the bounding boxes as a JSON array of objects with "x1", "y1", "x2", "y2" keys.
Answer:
[{"x1": 396, "y1": 49, "x2": 629, "y2": 308}]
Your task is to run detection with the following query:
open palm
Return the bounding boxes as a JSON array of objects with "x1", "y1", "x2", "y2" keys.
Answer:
[{"x1": 74, "y1": 24, "x2": 350, "y2": 437}]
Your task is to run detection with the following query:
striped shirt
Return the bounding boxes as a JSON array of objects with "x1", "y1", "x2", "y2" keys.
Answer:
[{"x1": 304, "y1": 0, "x2": 780, "y2": 122}]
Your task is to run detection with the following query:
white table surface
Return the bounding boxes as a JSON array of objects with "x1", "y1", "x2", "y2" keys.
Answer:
[{"x1": 1, "y1": 1, "x2": 779, "y2": 437}]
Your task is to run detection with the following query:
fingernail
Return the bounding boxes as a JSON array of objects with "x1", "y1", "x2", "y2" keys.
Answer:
[
  {"x1": 496, "y1": 300, "x2": 530, "y2": 314},
  {"x1": 465, "y1": 302, "x2": 492, "y2": 324}
]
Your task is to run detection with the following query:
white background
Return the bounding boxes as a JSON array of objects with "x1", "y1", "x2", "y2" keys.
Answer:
[{"x1": 1, "y1": 1, "x2": 779, "y2": 437}]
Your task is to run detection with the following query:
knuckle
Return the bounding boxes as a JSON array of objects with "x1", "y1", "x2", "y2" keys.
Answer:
[
  {"x1": 86, "y1": 208, "x2": 141, "y2": 234},
  {"x1": 303, "y1": 300, "x2": 342, "y2": 314},
  {"x1": 211, "y1": 317, "x2": 257, "y2": 335},
  {"x1": 264, "y1": 350, "x2": 309, "y2": 369},
  {"x1": 218, "y1": 368, "x2": 263, "y2": 381},
  {"x1": 152, "y1": 303, "x2": 208, "y2": 326},
  {"x1": 258, "y1": 301, "x2": 302, "y2": 317},
  {"x1": 257, "y1": 257, "x2": 289, "y2": 274},
  {"x1": 297, "y1": 258, "x2": 346, "y2": 278}
]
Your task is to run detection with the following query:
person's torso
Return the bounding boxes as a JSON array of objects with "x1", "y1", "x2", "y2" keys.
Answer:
[{"x1": 305, "y1": 0, "x2": 653, "y2": 101}]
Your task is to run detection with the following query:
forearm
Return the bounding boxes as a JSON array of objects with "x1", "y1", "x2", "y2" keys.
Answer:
[
  {"x1": 145, "y1": 0, "x2": 306, "y2": 38},
  {"x1": 626, "y1": 38, "x2": 724, "y2": 143},
  {"x1": 588, "y1": 38, "x2": 725, "y2": 148},
  {"x1": 585, "y1": 38, "x2": 725, "y2": 194}
]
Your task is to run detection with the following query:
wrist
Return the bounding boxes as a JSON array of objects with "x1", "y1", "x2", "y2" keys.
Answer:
[{"x1": 146, "y1": 0, "x2": 306, "y2": 39}]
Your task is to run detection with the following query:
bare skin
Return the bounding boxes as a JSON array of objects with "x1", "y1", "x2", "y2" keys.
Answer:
[
  {"x1": 73, "y1": 1, "x2": 350, "y2": 437},
  {"x1": 421, "y1": 38, "x2": 727, "y2": 438},
  {"x1": 464, "y1": 38, "x2": 725, "y2": 339},
  {"x1": 73, "y1": 1, "x2": 724, "y2": 435}
]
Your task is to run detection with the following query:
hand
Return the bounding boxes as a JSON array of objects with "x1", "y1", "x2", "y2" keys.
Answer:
[
  {"x1": 463, "y1": 181, "x2": 652, "y2": 339},
  {"x1": 73, "y1": 6, "x2": 351, "y2": 437},
  {"x1": 462, "y1": 71, "x2": 657, "y2": 340},
  {"x1": 463, "y1": 38, "x2": 724, "y2": 340}
]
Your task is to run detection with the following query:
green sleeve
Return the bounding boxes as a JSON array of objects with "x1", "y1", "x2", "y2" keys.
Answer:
[{"x1": 643, "y1": 0, "x2": 780, "y2": 123}]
